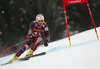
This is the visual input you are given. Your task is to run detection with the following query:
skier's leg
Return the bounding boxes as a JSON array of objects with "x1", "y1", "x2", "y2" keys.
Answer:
[
  {"x1": 31, "y1": 37, "x2": 42, "y2": 51},
  {"x1": 26, "y1": 37, "x2": 42, "y2": 56},
  {"x1": 10, "y1": 40, "x2": 31, "y2": 62},
  {"x1": 15, "y1": 45, "x2": 29, "y2": 57}
]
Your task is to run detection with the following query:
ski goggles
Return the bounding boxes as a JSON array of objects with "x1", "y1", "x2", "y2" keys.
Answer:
[{"x1": 38, "y1": 20, "x2": 44, "y2": 23}]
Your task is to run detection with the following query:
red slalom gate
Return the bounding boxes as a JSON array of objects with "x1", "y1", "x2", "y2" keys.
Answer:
[{"x1": 62, "y1": 0, "x2": 99, "y2": 46}]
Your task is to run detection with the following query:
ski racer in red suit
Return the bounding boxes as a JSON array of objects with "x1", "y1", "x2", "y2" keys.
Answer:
[{"x1": 10, "y1": 14, "x2": 50, "y2": 62}]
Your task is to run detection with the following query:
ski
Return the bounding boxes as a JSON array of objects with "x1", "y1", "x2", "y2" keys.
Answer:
[
  {"x1": 1, "y1": 61, "x2": 13, "y2": 66},
  {"x1": 18, "y1": 52, "x2": 46, "y2": 61},
  {"x1": 1, "y1": 52, "x2": 46, "y2": 66}
]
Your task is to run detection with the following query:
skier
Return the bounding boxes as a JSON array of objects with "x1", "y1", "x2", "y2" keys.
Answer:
[{"x1": 10, "y1": 14, "x2": 50, "y2": 62}]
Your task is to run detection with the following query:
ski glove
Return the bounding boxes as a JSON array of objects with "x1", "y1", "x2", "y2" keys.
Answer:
[
  {"x1": 44, "y1": 41, "x2": 48, "y2": 47},
  {"x1": 29, "y1": 34, "x2": 33, "y2": 39},
  {"x1": 27, "y1": 34, "x2": 33, "y2": 41}
]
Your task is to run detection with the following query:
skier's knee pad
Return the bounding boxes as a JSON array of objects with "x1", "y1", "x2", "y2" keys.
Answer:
[
  {"x1": 24, "y1": 45, "x2": 29, "y2": 50},
  {"x1": 25, "y1": 45, "x2": 29, "y2": 50}
]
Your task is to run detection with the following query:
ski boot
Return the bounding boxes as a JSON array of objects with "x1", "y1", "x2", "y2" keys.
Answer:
[
  {"x1": 25, "y1": 49, "x2": 34, "y2": 60},
  {"x1": 9, "y1": 55, "x2": 18, "y2": 63}
]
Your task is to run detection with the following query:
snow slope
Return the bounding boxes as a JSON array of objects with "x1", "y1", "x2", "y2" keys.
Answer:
[{"x1": 0, "y1": 27, "x2": 100, "y2": 69}]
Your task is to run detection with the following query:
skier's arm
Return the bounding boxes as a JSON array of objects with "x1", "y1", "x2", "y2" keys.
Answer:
[
  {"x1": 44, "y1": 24, "x2": 50, "y2": 46},
  {"x1": 27, "y1": 22, "x2": 35, "y2": 39}
]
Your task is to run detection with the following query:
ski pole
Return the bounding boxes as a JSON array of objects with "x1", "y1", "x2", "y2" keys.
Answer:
[
  {"x1": 0, "y1": 36, "x2": 33, "y2": 56},
  {"x1": 0, "y1": 39, "x2": 27, "y2": 56}
]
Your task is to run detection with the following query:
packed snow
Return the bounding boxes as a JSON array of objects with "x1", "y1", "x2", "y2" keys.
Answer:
[{"x1": 0, "y1": 27, "x2": 100, "y2": 69}]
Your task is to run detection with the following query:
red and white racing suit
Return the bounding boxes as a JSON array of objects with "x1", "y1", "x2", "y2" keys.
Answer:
[{"x1": 15, "y1": 21, "x2": 50, "y2": 57}]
